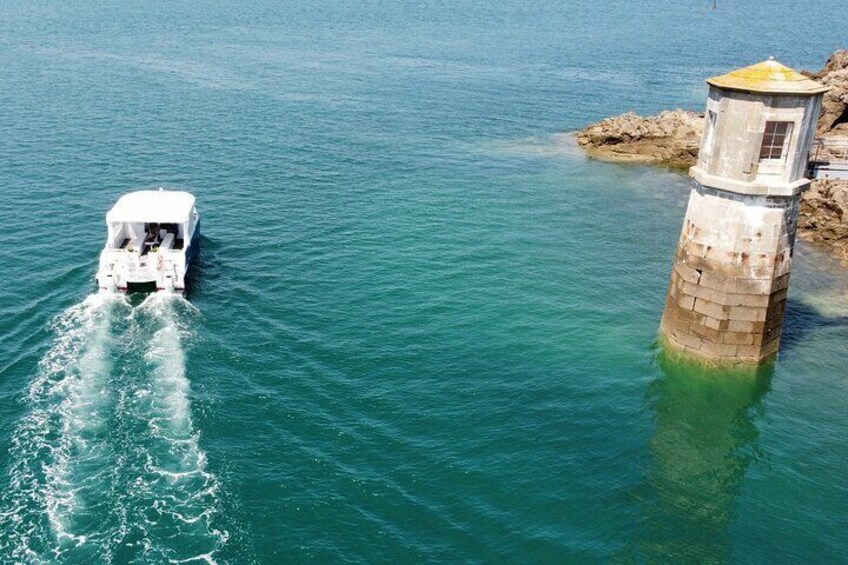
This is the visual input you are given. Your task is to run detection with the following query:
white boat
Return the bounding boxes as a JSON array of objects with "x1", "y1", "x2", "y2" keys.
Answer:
[{"x1": 96, "y1": 189, "x2": 200, "y2": 292}]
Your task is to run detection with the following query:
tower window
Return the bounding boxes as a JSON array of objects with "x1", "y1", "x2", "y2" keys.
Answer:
[
  {"x1": 759, "y1": 121, "x2": 792, "y2": 160},
  {"x1": 701, "y1": 110, "x2": 717, "y2": 159}
]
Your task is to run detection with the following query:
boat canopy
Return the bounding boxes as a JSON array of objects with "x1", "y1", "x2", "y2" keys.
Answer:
[{"x1": 106, "y1": 190, "x2": 196, "y2": 224}]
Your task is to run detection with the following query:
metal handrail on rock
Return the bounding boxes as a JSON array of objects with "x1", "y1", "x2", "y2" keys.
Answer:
[{"x1": 809, "y1": 137, "x2": 848, "y2": 180}]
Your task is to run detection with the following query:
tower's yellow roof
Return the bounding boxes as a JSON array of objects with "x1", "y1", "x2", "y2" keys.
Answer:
[{"x1": 707, "y1": 58, "x2": 829, "y2": 95}]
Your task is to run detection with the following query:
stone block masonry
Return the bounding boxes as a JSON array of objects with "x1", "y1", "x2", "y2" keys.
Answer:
[
  {"x1": 660, "y1": 181, "x2": 798, "y2": 364},
  {"x1": 657, "y1": 58, "x2": 826, "y2": 364}
]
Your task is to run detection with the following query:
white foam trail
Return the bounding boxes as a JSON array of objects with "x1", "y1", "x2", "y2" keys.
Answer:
[
  {"x1": 0, "y1": 291, "x2": 227, "y2": 562},
  {"x1": 0, "y1": 292, "x2": 128, "y2": 562},
  {"x1": 122, "y1": 292, "x2": 227, "y2": 563}
]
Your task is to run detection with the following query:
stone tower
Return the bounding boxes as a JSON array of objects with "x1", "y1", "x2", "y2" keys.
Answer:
[{"x1": 661, "y1": 58, "x2": 828, "y2": 364}]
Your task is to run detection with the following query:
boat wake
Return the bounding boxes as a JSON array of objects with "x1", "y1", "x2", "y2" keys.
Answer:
[
  {"x1": 0, "y1": 292, "x2": 226, "y2": 563},
  {"x1": 113, "y1": 293, "x2": 227, "y2": 563}
]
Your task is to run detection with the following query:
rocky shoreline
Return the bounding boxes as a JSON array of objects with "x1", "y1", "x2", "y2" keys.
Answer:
[
  {"x1": 576, "y1": 50, "x2": 848, "y2": 263},
  {"x1": 576, "y1": 109, "x2": 703, "y2": 169}
]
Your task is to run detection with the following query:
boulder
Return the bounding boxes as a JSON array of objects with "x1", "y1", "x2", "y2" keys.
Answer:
[
  {"x1": 806, "y1": 50, "x2": 848, "y2": 135},
  {"x1": 575, "y1": 109, "x2": 702, "y2": 169},
  {"x1": 798, "y1": 179, "x2": 848, "y2": 262}
]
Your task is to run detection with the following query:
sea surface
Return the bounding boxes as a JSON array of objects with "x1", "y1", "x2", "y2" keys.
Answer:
[{"x1": 1, "y1": 1, "x2": 847, "y2": 562}]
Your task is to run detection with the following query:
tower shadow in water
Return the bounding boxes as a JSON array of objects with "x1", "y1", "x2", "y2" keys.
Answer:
[
  {"x1": 780, "y1": 298, "x2": 848, "y2": 352},
  {"x1": 638, "y1": 353, "x2": 772, "y2": 563}
]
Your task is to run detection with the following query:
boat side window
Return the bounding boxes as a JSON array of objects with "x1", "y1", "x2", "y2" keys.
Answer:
[
  {"x1": 174, "y1": 222, "x2": 186, "y2": 250},
  {"x1": 110, "y1": 222, "x2": 130, "y2": 249}
]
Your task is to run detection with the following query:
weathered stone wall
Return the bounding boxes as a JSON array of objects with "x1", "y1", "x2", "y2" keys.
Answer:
[
  {"x1": 694, "y1": 88, "x2": 819, "y2": 197},
  {"x1": 660, "y1": 182, "x2": 798, "y2": 363}
]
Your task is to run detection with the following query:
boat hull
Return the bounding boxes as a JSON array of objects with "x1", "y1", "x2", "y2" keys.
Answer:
[{"x1": 97, "y1": 221, "x2": 200, "y2": 293}]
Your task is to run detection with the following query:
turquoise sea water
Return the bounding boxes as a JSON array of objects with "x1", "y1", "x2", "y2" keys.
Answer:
[{"x1": 1, "y1": 1, "x2": 847, "y2": 562}]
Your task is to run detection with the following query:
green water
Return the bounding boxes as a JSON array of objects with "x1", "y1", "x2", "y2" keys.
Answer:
[{"x1": 1, "y1": 1, "x2": 847, "y2": 562}]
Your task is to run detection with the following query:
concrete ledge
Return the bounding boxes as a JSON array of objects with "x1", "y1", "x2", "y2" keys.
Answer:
[{"x1": 691, "y1": 167, "x2": 810, "y2": 197}]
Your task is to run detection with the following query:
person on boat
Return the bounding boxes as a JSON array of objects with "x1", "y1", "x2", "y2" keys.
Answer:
[{"x1": 143, "y1": 222, "x2": 160, "y2": 254}]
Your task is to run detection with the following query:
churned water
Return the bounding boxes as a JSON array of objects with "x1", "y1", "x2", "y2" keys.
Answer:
[{"x1": 1, "y1": 1, "x2": 847, "y2": 562}]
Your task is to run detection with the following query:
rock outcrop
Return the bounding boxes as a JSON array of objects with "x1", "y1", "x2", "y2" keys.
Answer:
[
  {"x1": 806, "y1": 50, "x2": 848, "y2": 135},
  {"x1": 575, "y1": 109, "x2": 702, "y2": 169},
  {"x1": 798, "y1": 179, "x2": 848, "y2": 262},
  {"x1": 576, "y1": 50, "x2": 848, "y2": 263}
]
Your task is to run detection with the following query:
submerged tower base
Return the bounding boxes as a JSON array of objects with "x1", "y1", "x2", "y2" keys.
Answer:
[{"x1": 660, "y1": 182, "x2": 798, "y2": 364}]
